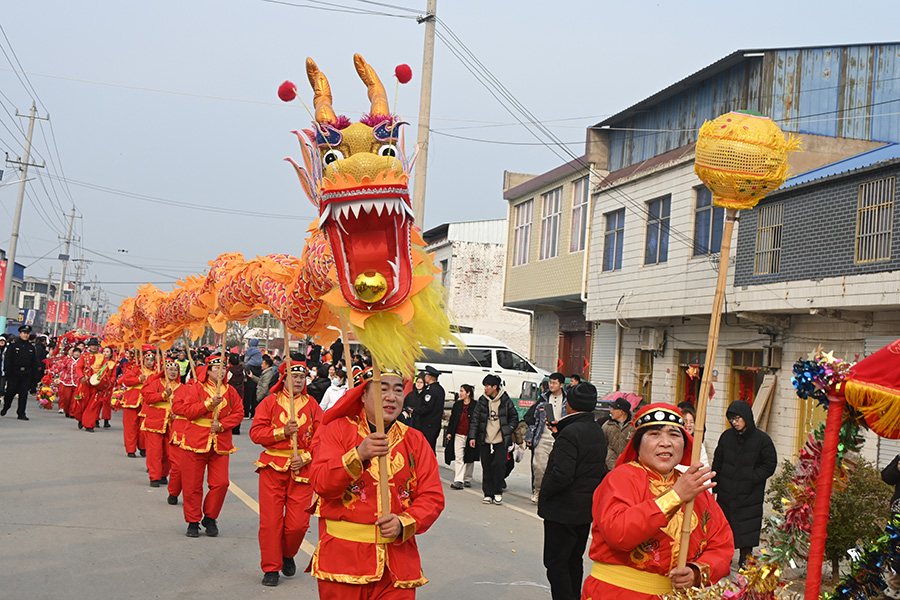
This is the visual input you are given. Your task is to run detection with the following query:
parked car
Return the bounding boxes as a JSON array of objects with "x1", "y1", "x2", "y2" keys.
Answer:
[{"x1": 414, "y1": 334, "x2": 549, "y2": 408}]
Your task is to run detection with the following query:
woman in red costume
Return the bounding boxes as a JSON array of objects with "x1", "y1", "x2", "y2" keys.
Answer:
[
  {"x1": 79, "y1": 346, "x2": 117, "y2": 432},
  {"x1": 581, "y1": 403, "x2": 733, "y2": 599}
]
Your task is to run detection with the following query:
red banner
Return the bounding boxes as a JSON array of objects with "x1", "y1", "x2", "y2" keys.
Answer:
[
  {"x1": 47, "y1": 300, "x2": 58, "y2": 322},
  {"x1": 58, "y1": 302, "x2": 69, "y2": 324},
  {"x1": 77, "y1": 317, "x2": 86, "y2": 330},
  {"x1": 0, "y1": 260, "x2": 5, "y2": 298},
  {"x1": 85, "y1": 318, "x2": 93, "y2": 334}
]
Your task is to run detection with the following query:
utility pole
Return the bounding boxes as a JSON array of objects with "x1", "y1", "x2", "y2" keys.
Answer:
[
  {"x1": 44, "y1": 265, "x2": 53, "y2": 319},
  {"x1": 411, "y1": 0, "x2": 437, "y2": 228},
  {"x1": 0, "y1": 103, "x2": 47, "y2": 333},
  {"x1": 53, "y1": 208, "x2": 76, "y2": 336}
]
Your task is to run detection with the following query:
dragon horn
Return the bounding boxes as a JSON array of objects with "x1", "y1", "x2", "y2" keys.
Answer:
[
  {"x1": 353, "y1": 53, "x2": 389, "y2": 117},
  {"x1": 306, "y1": 57, "x2": 337, "y2": 124}
]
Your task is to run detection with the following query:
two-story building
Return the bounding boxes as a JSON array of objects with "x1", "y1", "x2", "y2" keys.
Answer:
[
  {"x1": 502, "y1": 131, "x2": 612, "y2": 381},
  {"x1": 582, "y1": 43, "x2": 900, "y2": 462},
  {"x1": 423, "y1": 219, "x2": 530, "y2": 356}
]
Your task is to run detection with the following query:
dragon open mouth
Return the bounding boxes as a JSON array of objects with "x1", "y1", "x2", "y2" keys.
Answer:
[{"x1": 320, "y1": 187, "x2": 414, "y2": 311}]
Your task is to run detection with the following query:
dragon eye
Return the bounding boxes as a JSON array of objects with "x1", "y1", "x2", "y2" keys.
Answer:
[
  {"x1": 323, "y1": 149, "x2": 344, "y2": 166},
  {"x1": 378, "y1": 144, "x2": 398, "y2": 158}
]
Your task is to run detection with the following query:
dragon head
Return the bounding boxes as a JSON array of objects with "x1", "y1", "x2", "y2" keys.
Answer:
[{"x1": 304, "y1": 54, "x2": 414, "y2": 313}]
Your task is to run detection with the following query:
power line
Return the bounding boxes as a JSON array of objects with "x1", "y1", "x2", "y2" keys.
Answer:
[
  {"x1": 44, "y1": 173, "x2": 315, "y2": 221},
  {"x1": 258, "y1": 0, "x2": 417, "y2": 18},
  {"x1": 429, "y1": 129, "x2": 582, "y2": 145}
]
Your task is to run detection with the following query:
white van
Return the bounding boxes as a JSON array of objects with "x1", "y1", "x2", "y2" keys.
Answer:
[{"x1": 414, "y1": 334, "x2": 548, "y2": 401}]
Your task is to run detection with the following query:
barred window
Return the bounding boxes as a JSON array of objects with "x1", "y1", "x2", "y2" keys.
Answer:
[
  {"x1": 754, "y1": 203, "x2": 783, "y2": 275},
  {"x1": 855, "y1": 177, "x2": 894, "y2": 263},
  {"x1": 540, "y1": 187, "x2": 562, "y2": 260},
  {"x1": 512, "y1": 200, "x2": 533, "y2": 267}
]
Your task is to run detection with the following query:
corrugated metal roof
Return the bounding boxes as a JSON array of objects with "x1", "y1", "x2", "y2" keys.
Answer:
[
  {"x1": 780, "y1": 143, "x2": 900, "y2": 189},
  {"x1": 595, "y1": 42, "x2": 900, "y2": 128}
]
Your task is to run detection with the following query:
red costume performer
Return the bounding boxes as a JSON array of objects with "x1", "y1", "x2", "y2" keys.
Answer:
[
  {"x1": 309, "y1": 369, "x2": 444, "y2": 599},
  {"x1": 73, "y1": 339, "x2": 103, "y2": 423},
  {"x1": 581, "y1": 403, "x2": 734, "y2": 600},
  {"x1": 167, "y1": 364, "x2": 193, "y2": 506},
  {"x1": 52, "y1": 347, "x2": 81, "y2": 418},
  {"x1": 171, "y1": 353, "x2": 243, "y2": 537},
  {"x1": 119, "y1": 348, "x2": 156, "y2": 457},
  {"x1": 250, "y1": 360, "x2": 323, "y2": 586},
  {"x1": 76, "y1": 344, "x2": 116, "y2": 432},
  {"x1": 140, "y1": 357, "x2": 182, "y2": 487}
]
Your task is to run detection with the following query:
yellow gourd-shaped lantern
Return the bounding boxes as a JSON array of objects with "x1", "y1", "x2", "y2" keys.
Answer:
[{"x1": 694, "y1": 110, "x2": 800, "y2": 210}]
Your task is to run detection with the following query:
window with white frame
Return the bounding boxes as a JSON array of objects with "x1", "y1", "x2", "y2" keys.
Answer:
[
  {"x1": 754, "y1": 203, "x2": 783, "y2": 275},
  {"x1": 512, "y1": 200, "x2": 533, "y2": 267},
  {"x1": 855, "y1": 177, "x2": 895, "y2": 263},
  {"x1": 693, "y1": 186, "x2": 724, "y2": 256},
  {"x1": 569, "y1": 177, "x2": 589, "y2": 253},
  {"x1": 25, "y1": 281, "x2": 35, "y2": 292},
  {"x1": 644, "y1": 195, "x2": 670, "y2": 265},
  {"x1": 22, "y1": 294, "x2": 34, "y2": 310},
  {"x1": 540, "y1": 187, "x2": 562, "y2": 260},
  {"x1": 603, "y1": 209, "x2": 625, "y2": 271}
]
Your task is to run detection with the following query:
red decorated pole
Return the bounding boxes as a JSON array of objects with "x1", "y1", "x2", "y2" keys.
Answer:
[{"x1": 804, "y1": 395, "x2": 845, "y2": 599}]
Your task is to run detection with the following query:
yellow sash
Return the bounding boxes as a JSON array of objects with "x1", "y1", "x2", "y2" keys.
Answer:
[
  {"x1": 325, "y1": 519, "x2": 396, "y2": 544},
  {"x1": 590, "y1": 562, "x2": 674, "y2": 595},
  {"x1": 192, "y1": 418, "x2": 214, "y2": 427},
  {"x1": 149, "y1": 401, "x2": 172, "y2": 409}
]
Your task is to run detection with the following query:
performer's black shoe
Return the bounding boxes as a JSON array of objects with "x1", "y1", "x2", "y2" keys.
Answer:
[
  {"x1": 201, "y1": 516, "x2": 218, "y2": 537},
  {"x1": 167, "y1": 494, "x2": 178, "y2": 505},
  {"x1": 17, "y1": 415, "x2": 29, "y2": 421},
  {"x1": 185, "y1": 522, "x2": 200, "y2": 538},
  {"x1": 127, "y1": 452, "x2": 137, "y2": 458},
  {"x1": 150, "y1": 480, "x2": 160, "y2": 488},
  {"x1": 159, "y1": 476, "x2": 168, "y2": 484},
  {"x1": 139, "y1": 449, "x2": 146, "y2": 457},
  {"x1": 0, "y1": 407, "x2": 7, "y2": 416},
  {"x1": 95, "y1": 421, "x2": 100, "y2": 428},
  {"x1": 85, "y1": 427, "x2": 94, "y2": 432},
  {"x1": 103, "y1": 420, "x2": 111, "y2": 428},
  {"x1": 262, "y1": 572, "x2": 279, "y2": 587},
  {"x1": 282, "y1": 556, "x2": 296, "y2": 577},
  {"x1": 77, "y1": 422, "x2": 83, "y2": 430}
]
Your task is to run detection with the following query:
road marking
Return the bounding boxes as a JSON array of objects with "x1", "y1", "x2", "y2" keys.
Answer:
[
  {"x1": 229, "y1": 479, "x2": 317, "y2": 557},
  {"x1": 438, "y1": 473, "x2": 541, "y2": 521}
]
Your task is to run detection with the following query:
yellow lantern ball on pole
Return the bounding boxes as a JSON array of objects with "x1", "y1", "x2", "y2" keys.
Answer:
[{"x1": 694, "y1": 110, "x2": 801, "y2": 210}]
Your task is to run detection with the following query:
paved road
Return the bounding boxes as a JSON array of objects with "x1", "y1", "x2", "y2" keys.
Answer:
[{"x1": 0, "y1": 406, "x2": 562, "y2": 599}]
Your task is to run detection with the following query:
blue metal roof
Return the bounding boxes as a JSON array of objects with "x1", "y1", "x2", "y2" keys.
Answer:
[{"x1": 781, "y1": 143, "x2": 900, "y2": 189}]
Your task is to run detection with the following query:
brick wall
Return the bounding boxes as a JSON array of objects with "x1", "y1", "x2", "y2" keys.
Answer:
[
  {"x1": 735, "y1": 163, "x2": 900, "y2": 287},
  {"x1": 445, "y1": 240, "x2": 531, "y2": 357}
]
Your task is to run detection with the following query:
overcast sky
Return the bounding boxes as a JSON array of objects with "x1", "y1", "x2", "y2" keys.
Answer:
[{"x1": 1, "y1": 0, "x2": 898, "y2": 318}]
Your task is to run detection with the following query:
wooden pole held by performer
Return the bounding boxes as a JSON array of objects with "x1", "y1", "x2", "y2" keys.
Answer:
[
  {"x1": 677, "y1": 207, "x2": 738, "y2": 569},
  {"x1": 283, "y1": 325, "x2": 298, "y2": 457},
  {"x1": 213, "y1": 325, "x2": 227, "y2": 422},
  {"x1": 181, "y1": 332, "x2": 198, "y2": 381},
  {"x1": 371, "y1": 360, "x2": 391, "y2": 517}
]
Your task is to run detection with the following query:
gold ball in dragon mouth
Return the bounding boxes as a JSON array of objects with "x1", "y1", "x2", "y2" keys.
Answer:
[{"x1": 354, "y1": 271, "x2": 387, "y2": 303}]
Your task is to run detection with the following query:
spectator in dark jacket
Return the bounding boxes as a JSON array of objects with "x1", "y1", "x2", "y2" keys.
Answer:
[
  {"x1": 306, "y1": 363, "x2": 330, "y2": 404},
  {"x1": 414, "y1": 365, "x2": 445, "y2": 452},
  {"x1": 538, "y1": 382, "x2": 607, "y2": 600},
  {"x1": 468, "y1": 374, "x2": 519, "y2": 505},
  {"x1": 228, "y1": 353, "x2": 246, "y2": 434},
  {"x1": 400, "y1": 374, "x2": 425, "y2": 425},
  {"x1": 882, "y1": 455, "x2": 900, "y2": 599},
  {"x1": 712, "y1": 399, "x2": 777, "y2": 568}
]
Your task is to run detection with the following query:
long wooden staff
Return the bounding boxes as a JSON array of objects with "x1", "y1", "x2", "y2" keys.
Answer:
[
  {"x1": 677, "y1": 208, "x2": 738, "y2": 569},
  {"x1": 181, "y1": 332, "x2": 198, "y2": 381},
  {"x1": 371, "y1": 359, "x2": 391, "y2": 517},
  {"x1": 213, "y1": 323, "x2": 227, "y2": 423},
  {"x1": 282, "y1": 324, "x2": 298, "y2": 458}
]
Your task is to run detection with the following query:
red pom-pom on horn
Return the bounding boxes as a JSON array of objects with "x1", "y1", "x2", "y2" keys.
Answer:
[
  {"x1": 394, "y1": 64, "x2": 412, "y2": 84},
  {"x1": 278, "y1": 80, "x2": 297, "y2": 102}
]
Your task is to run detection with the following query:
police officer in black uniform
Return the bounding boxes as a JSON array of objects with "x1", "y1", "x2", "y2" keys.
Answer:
[
  {"x1": 2, "y1": 325, "x2": 39, "y2": 420},
  {"x1": 414, "y1": 365, "x2": 446, "y2": 452}
]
